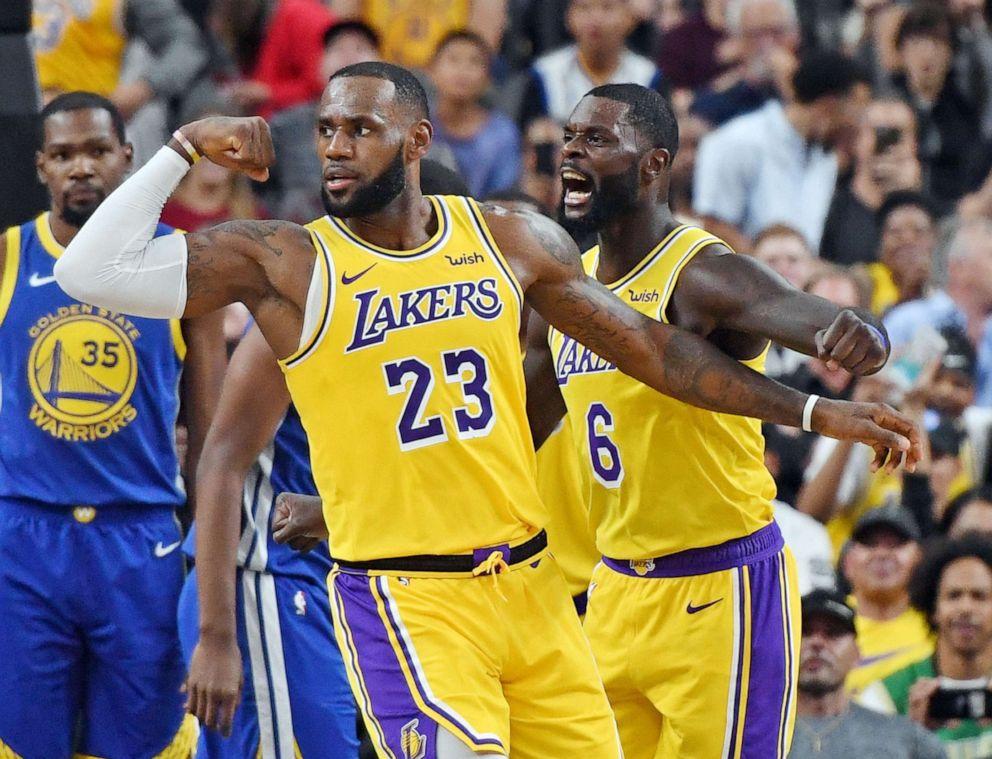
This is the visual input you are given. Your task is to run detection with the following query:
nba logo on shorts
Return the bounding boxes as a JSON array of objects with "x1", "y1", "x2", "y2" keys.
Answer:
[
  {"x1": 629, "y1": 559, "x2": 655, "y2": 576},
  {"x1": 293, "y1": 590, "x2": 307, "y2": 616},
  {"x1": 401, "y1": 718, "x2": 427, "y2": 759}
]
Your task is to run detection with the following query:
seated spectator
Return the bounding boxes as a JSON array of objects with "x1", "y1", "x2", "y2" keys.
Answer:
[
  {"x1": 751, "y1": 224, "x2": 818, "y2": 379},
  {"x1": 941, "y1": 485, "x2": 992, "y2": 538},
  {"x1": 884, "y1": 219, "x2": 992, "y2": 407},
  {"x1": 320, "y1": 19, "x2": 382, "y2": 82},
  {"x1": 889, "y1": 2, "x2": 992, "y2": 205},
  {"x1": 520, "y1": 0, "x2": 664, "y2": 128},
  {"x1": 429, "y1": 31, "x2": 522, "y2": 198},
  {"x1": 843, "y1": 507, "x2": 934, "y2": 696},
  {"x1": 821, "y1": 99, "x2": 923, "y2": 267},
  {"x1": 692, "y1": 0, "x2": 800, "y2": 127},
  {"x1": 693, "y1": 50, "x2": 870, "y2": 253},
  {"x1": 863, "y1": 191, "x2": 938, "y2": 315},
  {"x1": 789, "y1": 589, "x2": 945, "y2": 758},
  {"x1": 864, "y1": 535, "x2": 992, "y2": 758},
  {"x1": 669, "y1": 91, "x2": 711, "y2": 221},
  {"x1": 656, "y1": 0, "x2": 730, "y2": 92},
  {"x1": 340, "y1": 0, "x2": 506, "y2": 71}
]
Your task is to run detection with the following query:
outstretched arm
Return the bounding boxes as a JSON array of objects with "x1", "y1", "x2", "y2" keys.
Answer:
[
  {"x1": 54, "y1": 116, "x2": 315, "y2": 358},
  {"x1": 486, "y1": 205, "x2": 919, "y2": 470},
  {"x1": 186, "y1": 325, "x2": 292, "y2": 736},
  {"x1": 671, "y1": 248, "x2": 889, "y2": 374}
]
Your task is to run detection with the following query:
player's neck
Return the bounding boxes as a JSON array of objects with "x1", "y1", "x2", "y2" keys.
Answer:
[
  {"x1": 935, "y1": 639, "x2": 992, "y2": 680},
  {"x1": 797, "y1": 686, "x2": 849, "y2": 717},
  {"x1": 47, "y1": 208, "x2": 79, "y2": 248},
  {"x1": 596, "y1": 203, "x2": 679, "y2": 282},
  {"x1": 341, "y1": 190, "x2": 438, "y2": 251}
]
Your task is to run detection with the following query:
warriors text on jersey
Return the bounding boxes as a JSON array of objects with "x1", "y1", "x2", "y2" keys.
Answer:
[{"x1": 0, "y1": 212, "x2": 185, "y2": 508}]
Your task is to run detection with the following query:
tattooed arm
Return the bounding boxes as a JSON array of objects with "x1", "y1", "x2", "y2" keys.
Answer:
[
  {"x1": 56, "y1": 116, "x2": 315, "y2": 358},
  {"x1": 484, "y1": 204, "x2": 920, "y2": 468}
]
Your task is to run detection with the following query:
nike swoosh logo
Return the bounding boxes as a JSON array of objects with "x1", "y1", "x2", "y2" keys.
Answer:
[
  {"x1": 154, "y1": 540, "x2": 182, "y2": 558},
  {"x1": 857, "y1": 646, "x2": 915, "y2": 667},
  {"x1": 340, "y1": 263, "x2": 377, "y2": 285},
  {"x1": 29, "y1": 273, "x2": 58, "y2": 287},
  {"x1": 686, "y1": 598, "x2": 723, "y2": 614}
]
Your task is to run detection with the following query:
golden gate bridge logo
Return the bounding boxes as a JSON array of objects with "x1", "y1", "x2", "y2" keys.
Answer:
[{"x1": 27, "y1": 314, "x2": 137, "y2": 427}]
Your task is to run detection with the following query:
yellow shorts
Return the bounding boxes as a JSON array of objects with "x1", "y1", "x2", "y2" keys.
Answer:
[
  {"x1": 328, "y1": 550, "x2": 621, "y2": 758},
  {"x1": 584, "y1": 522, "x2": 801, "y2": 759}
]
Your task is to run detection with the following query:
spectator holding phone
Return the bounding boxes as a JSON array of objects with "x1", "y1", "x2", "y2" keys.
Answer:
[
  {"x1": 863, "y1": 535, "x2": 992, "y2": 758},
  {"x1": 790, "y1": 589, "x2": 946, "y2": 758},
  {"x1": 885, "y1": 219, "x2": 992, "y2": 407}
]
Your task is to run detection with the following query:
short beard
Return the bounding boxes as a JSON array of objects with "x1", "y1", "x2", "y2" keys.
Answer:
[
  {"x1": 557, "y1": 162, "x2": 640, "y2": 239},
  {"x1": 321, "y1": 147, "x2": 406, "y2": 218},
  {"x1": 60, "y1": 196, "x2": 104, "y2": 228},
  {"x1": 798, "y1": 675, "x2": 842, "y2": 698}
]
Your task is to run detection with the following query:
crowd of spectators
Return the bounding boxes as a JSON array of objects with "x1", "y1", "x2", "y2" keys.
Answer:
[{"x1": 29, "y1": 0, "x2": 992, "y2": 756}]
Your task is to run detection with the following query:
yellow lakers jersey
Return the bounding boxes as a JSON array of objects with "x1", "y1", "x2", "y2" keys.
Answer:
[
  {"x1": 33, "y1": 0, "x2": 126, "y2": 98},
  {"x1": 280, "y1": 196, "x2": 547, "y2": 562},
  {"x1": 548, "y1": 226, "x2": 777, "y2": 560},
  {"x1": 363, "y1": 0, "x2": 469, "y2": 69},
  {"x1": 536, "y1": 418, "x2": 600, "y2": 598}
]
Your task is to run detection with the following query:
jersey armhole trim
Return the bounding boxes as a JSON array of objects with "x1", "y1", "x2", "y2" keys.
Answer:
[
  {"x1": 463, "y1": 197, "x2": 524, "y2": 316},
  {"x1": 170, "y1": 319, "x2": 187, "y2": 362},
  {"x1": 0, "y1": 226, "x2": 22, "y2": 329},
  {"x1": 280, "y1": 230, "x2": 333, "y2": 370},
  {"x1": 657, "y1": 233, "x2": 722, "y2": 324}
]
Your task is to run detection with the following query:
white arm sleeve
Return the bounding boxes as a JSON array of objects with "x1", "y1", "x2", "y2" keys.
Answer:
[{"x1": 54, "y1": 146, "x2": 192, "y2": 319}]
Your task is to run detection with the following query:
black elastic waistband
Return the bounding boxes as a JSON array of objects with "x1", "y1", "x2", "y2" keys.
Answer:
[{"x1": 333, "y1": 530, "x2": 548, "y2": 575}]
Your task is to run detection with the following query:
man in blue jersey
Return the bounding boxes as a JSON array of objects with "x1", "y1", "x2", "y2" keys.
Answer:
[
  {"x1": 0, "y1": 91, "x2": 226, "y2": 759},
  {"x1": 177, "y1": 323, "x2": 359, "y2": 758}
]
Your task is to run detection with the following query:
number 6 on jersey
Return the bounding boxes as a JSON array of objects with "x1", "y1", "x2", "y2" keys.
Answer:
[
  {"x1": 587, "y1": 402, "x2": 624, "y2": 488},
  {"x1": 383, "y1": 348, "x2": 495, "y2": 451}
]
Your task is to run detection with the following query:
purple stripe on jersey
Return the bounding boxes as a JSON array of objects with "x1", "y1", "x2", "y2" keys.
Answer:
[
  {"x1": 740, "y1": 550, "x2": 795, "y2": 758},
  {"x1": 603, "y1": 521, "x2": 784, "y2": 578},
  {"x1": 332, "y1": 572, "x2": 441, "y2": 759},
  {"x1": 726, "y1": 567, "x2": 747, "y2": 759},
  {"x1": 376, "y1": 577, "x2": 507, "y2": 751}
]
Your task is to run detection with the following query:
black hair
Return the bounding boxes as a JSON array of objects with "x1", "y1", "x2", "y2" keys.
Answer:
[
  {"x1": 940, "y1": 484, "x2": 992, "y2": 534},
  {"x1": 584, "y1": 83, "x2": 679, "y2": 158},
  {"x1": 40, "y1": 91, "x2": 127, "y2": 145},
  {"x1": 420, "y1": 158, "x2": 469, "y2": 196},
  {"x1": 329, "y1": 61, "x2": 429, "y2": 121},
  {"x1": 433, "y1": 29, "x2": 492, "y2": 62},
  {"x1": 897, "y1": 2, "x2": 953, "y2": 49},
  {"x1": 877, "y1": 189, "x2": 937, "y2": 228},
  {"x1": 323, "y1": 19, "x2": 381, "y2": 51},
  {"x1": 909, "y1": 534, "x2": 992, "y2": 628},
  {"x1": 792, "y1": 51, "x2": 869, "y2": 105}
]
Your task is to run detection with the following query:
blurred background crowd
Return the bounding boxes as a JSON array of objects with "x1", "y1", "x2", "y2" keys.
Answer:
[{"x1": 12, "y1": 0, "x2": 992, "y2": 756}]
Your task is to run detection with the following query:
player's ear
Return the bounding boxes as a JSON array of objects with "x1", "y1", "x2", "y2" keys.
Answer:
[
  {"x1": 35, "y1": 150, "x2": 47, "y2": 185},
  {"x1": 408, "y1": 119, "x2": 433, "y2": 161},
  {"x1": 122, "y1": 141, "x2": 134, "y2": 169},
  {"x1": 643, "y1": 148, "x2": 671, "y2": 179}
]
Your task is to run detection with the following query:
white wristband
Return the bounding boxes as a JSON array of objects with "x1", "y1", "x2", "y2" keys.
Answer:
[{"x1": 802, "y1": 394, "x2": 820, "y2": 433}]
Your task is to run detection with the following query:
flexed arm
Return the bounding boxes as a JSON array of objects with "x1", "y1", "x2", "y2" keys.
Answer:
[{"x1": 54, "y1": 116, "x2": 315, "y2": 358}]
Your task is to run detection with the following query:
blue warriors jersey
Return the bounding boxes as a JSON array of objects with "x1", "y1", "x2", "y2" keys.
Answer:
[
  {"x1": 184, "y1": 404, "x2": 332, "y2": 581},
  {"x1": 0, "y1": 213, "x2": 186, "y2": 508}
]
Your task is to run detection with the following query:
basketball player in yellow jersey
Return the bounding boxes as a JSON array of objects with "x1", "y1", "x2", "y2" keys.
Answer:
[
  {"x1": 56, "y1": 63, "x2": 919, "y2": 759},
  {"x1": 524, "y1": 83, "x2": 901, "y2": 759}
]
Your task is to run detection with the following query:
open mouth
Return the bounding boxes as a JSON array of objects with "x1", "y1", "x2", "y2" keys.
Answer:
[
  {"x1": 561, "y1": 167, "x2": 593, "y2": 208},
  {"x1": 324, "y1": 170, "x2": 357, "y2": 193}
]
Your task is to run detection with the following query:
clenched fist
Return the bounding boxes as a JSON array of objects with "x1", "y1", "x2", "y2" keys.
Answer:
[
  {"x1": 815, "y1": 309, "x2": 889, "y2": 376},
  {"x1": 172, "y1": 116, "x2": 274, "y2": 182}
]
